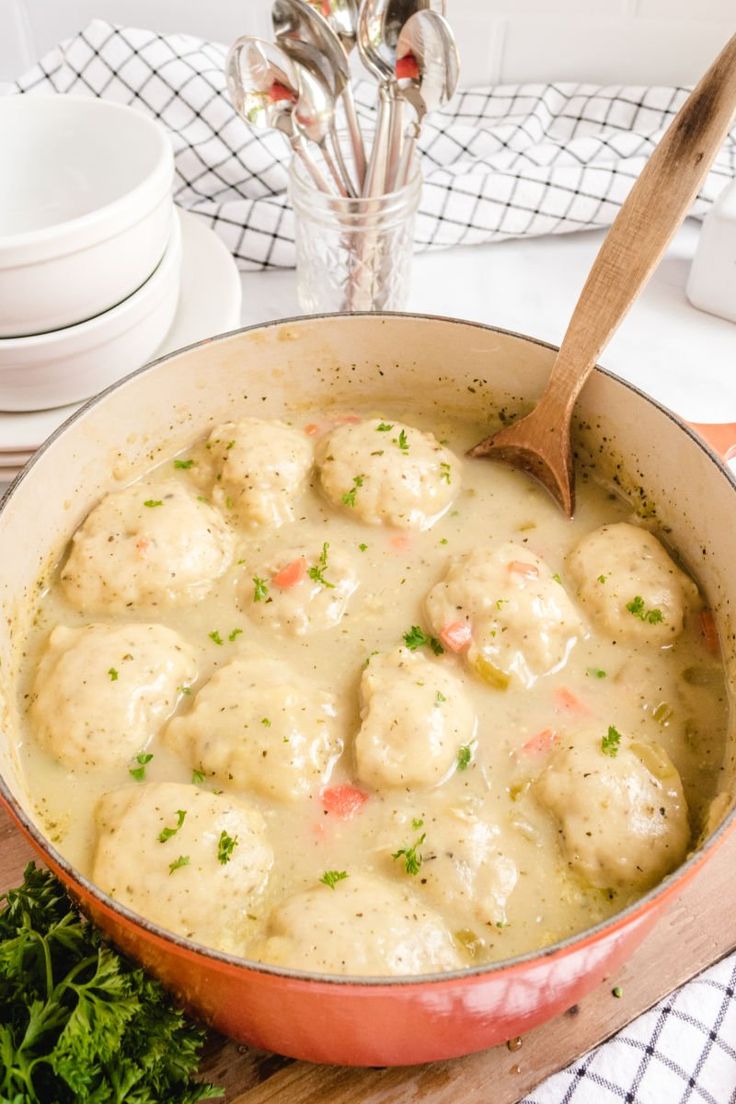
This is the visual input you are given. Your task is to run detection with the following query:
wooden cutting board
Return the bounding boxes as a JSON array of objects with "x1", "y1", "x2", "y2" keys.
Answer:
[{"x1": 2, "y1": 805, "x2": 735, "y2": 1103}]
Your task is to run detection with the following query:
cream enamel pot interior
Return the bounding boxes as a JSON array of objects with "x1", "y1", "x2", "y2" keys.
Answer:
[{"x1": 1, "y1": 313, "x2": 735, "y2": 1067}]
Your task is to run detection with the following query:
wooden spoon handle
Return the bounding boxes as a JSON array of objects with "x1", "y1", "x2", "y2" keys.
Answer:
[{"x1": 544, "y1": 33, "x2": 736, "y2": 413}]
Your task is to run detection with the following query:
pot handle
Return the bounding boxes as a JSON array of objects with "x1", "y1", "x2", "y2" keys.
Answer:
[{"x1": 687, "y1": 422, "x2": 736, "y2": 463}]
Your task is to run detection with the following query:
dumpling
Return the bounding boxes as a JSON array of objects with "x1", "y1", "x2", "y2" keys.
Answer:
[
  {"x1": 92, "y1": 782, "x2": 273, "y2": 951},
  {"x1": 61, "y1": 480, "x2": 234, "y2": 612},
  {"x1": 241, "y1": 539, "x2": 358, "y2": 635},
  {"x1": 29, "y1": 623, "x2": 197, "y2": 769},
  {"x1": 203, "y1": 418, "x2": 313, "y2": 530},
  {"x1": 165, "y1": 651, "x2": 341, "y2": 801},
  {"x1": 315, "y1": 418, "x2": 459, "y2": 530},
  {"x1": 566, "y1": 522, "x2": 699, "y2": 644},
  {"x1": 385, "y1": 804, "x2": 518, "y2": 929},
  {"x1": 356, "y1": 648, "x2": 476, "y2": 788},
  {"x1": 251, "y1": 872, "x2": 461, "y2": 975},
  {"x1": 533, "y1": 728, "x2": 690, "y2": 891},
  {"x1": 425, "y1": 544, "x2": 583, "y2": 689}
]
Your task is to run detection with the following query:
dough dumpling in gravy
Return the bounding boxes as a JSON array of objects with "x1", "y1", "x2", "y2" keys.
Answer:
[
  {"x1": 566, "y1": 523, "x2": 699, "y2": 644},
  {"x1": 316, "y1": 418, "x2": 459, "y2": 530},
  {"x1": 533, "y1": 729, "x2": 689, "y2": 891},
  {"x1": 92, "y1": 783, "x2": 273, "y2": 951},
  {"x1": 29, "y1": 623, "x2": 197, "y2": 769},
  {"x1": 241, "y1": 539, "x2": 358, "y2": 635},
  {"x1": 165, "y1": 652, "x2": 341, "y2": 801},
  {"x1": 386, "y1": 804, "x2": 518, "y2": 928},
  {"x1": 251, "y1": 872, "x2": 462, "y2": 975},
  {"x1": 356, "y1": 648, "x2": 477, "y2": 789},
  {"x1": 61, "y1": 480, "x2": 234, "y2": 612},
  {"x1": 425, "y1": 544, "x2": 583, "y2": 689},
  {"x1": 203, "y1": 418, "x2": 313, "y2": 530}
]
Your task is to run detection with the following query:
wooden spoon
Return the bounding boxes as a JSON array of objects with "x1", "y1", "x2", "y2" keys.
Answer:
[{"x1": 468, "y1": 33, "x2": 736, "y2": 516}]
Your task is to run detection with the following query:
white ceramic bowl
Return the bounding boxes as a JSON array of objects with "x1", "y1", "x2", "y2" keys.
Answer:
[
  {"x1": 0, "y1": 211, "x2": 182, "y2": 411},
  {"x1": 0, "y1": 95, "x2": 174, "y2": 338}
]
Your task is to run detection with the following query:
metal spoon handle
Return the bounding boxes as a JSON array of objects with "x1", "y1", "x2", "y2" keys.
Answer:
[
  {"x1": 329, "y1": 128, "x2": 358, "y2": 196},
  {"x1": 543, "y1": 32, "x2": 736, "y2": 416},
  {"x1": 292, "y1": 136, "x2": 333, "y2": 193},
  {"x1": 384, "y1": 93, "x2": 404, "y2": 191},
  {"x1": 363, "y1": 85, "x2": 392, "y2": 197},
  {"x1": 319, "y1": 140, "x2": 351, "y2": 197},
  {"x1": 395, "y1": 118, "x2": 420, "y2": 189},
  {"x1": 342, "y1": 84, "x2": 367, "y2": 189}
]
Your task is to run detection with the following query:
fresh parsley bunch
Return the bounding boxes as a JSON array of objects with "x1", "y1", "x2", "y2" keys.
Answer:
[{"x1": 0, "y1": 863, "x2": 222, "y2": 1103}]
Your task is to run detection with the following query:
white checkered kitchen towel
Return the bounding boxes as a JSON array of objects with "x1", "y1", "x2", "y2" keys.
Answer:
[
  {"x1": 6, "y1": 21, "x2": 736, "y2": 1104},
  {"x1": 7, "y1": 19, "x2": 736, "y2": 271}
]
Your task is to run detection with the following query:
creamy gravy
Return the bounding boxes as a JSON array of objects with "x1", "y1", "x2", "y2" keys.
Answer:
[{"x1": 16, "y1": 407, "x2": 728, "y2": 973}]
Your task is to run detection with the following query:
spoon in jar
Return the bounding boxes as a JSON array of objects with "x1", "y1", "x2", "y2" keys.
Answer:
[
  {"x1": 358, "y1": 0, "x2": 445, "y2": 195},
  {"x1": 273, "y1": 0, "x2": 366, "y2": 189},
  {"x1": 226, "y1": 36, "x2": 332, "y2": 194},
  {"x1": 394, "y1": 9, "x2": 459, "y2": 187},
  {"x1": 468, "y1": 31, "x2": 736, "y2": 517}
]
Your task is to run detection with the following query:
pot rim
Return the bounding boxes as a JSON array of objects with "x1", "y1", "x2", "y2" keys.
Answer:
[{"x1": 2, "y1": 309, "x2": 734, "y2": 989}]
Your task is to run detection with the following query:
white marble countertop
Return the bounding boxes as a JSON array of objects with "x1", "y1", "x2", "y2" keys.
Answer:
[{"x1": 240, "y1": 219, "x2": 736, "y2": 426}]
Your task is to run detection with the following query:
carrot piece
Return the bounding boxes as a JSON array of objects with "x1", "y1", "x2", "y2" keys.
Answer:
[
  {"x1": 135, "y1": 537, "x2": 151, "y2": 556},
  {"x1": 321, "y1": 784, "x2": 369, "y2": 819},
  {"x1": 396, "y1": 54, "x2": 420, "y2": 81},
  {"x1": 304, "y1": 423, "x2": 321, "y2": 436},
  {"x1": 508, "y1": 560, "x2": 539, "y2": 579},
  {"x1": 521, "y1": 728, "x2": 559, "y2": 755},
  {"x1": 272, "y1": 557, "x2": 307, "y2": 588},
  {"x1": 440, "y1": 621, "x2": 472, "y2": 652},
  {"x1": 700, "y1": 609, "x2": 720, "y2": 655},
  {"x1": 269, "y1": 80, "x2": 295, "y2": 103},
  {"x1": 390, "y1": 533, "x2": 411, "y2": 553},
  {"x1": 553, "y1": 687, "x2": 590, "y2": 714},
  {"x1": 334, "y1": 413, "x2": 362, "y2": 425}
]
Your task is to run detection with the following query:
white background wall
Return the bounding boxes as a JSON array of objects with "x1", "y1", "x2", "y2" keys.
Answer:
[{"x1": 1, "y1": 0, "x2": 734, "y2": 87}]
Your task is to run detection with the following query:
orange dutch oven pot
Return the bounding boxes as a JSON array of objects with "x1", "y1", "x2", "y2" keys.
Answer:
[{"x1": 0, "y1": 313, "x2": 734, "y2": 1067}]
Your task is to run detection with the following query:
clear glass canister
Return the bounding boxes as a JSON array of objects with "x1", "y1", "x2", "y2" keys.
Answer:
[{"x1": 289, "y1": 156, "x2": 422, "y2": 313}]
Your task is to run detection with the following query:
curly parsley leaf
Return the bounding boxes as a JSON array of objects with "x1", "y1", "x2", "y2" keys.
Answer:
[
  {"x1": 402, "y1": 625, "x2": 444, "y2": 655},
  {"x1": 252, "y1": 576, "x2": 269, "y2": 603},
  {"x1": 319, "y1": 870, "x2": 349, "y2": 889},
  {"x1": 392, "y1": 833, "x2": 426, "y2": 876},
  {"x1": 341, "y1": 474, "x2": 364, "y2": 507},
  {"x1": 601, "y1": 725, "x2": 622, "y2": 757},
  {"x1": 457, "y1": 745, "x2": 472, "y2": 770},
  {"x1": 626, "y1": 595, "x2": 664, "y2": 624},
  {"x1": 307, "y1": 542, "x2": 336, "y2": 589},
  {"x1": 0, "y1": 863, "x2": 221, "y2": 1103},
  {"x1": 128, "y1": 752, "x2": 153, "y2": 782},
  {"x1": 217, "y1": 831, "x2": 239, "y2": 865},
  {"x1": 158, "y1": 809, "x2": 187, "y2": 844}
]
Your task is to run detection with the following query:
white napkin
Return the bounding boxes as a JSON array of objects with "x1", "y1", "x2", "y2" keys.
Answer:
[{"x1": 8, "y1": 19, "x2": 736, "y2": 271}]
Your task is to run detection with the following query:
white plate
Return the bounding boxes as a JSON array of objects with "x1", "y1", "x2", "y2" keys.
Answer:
[{"x1": 0, "y1": 209, "x2": 241, "y2": 451}]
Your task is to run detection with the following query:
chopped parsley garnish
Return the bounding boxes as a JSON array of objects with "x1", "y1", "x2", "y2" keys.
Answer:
[
  {"x1": 358, "y1": 543, "x2": 368, "y2": 552},
  {"x1": 552, "y1": 573, "x2": 562, "y2": 584},
  {"x1": 403, "y1": 625, "x2": 444, "y2": 655},
  {"x1": 612, "y1": 986, "x2": 623, "y2": 999},
  {"x1": 435, "y1": 691, "x2": 447, "y2": 705},
  {"x1": 439, "y1": 462, "x2": 451, "y2": 484},
  {"x1": 626, "y1": 595, "x2": 664, "y2": 623},
  {"x1": 341, "y1": 474, "x2": 364, "y2": 507},
  {"x1": 393, "y1": 429, "x2": 409, "y2": 452},
  {"x1": 411, "y1": 817, "x2": 424, "y2": 829},
  {"x1": 228, "y1": 628, "x2": 243, "y2": 642},
  {"x1": 173, "y1": 458, "x2": 194, "y2": 469},
  {"x1": 158, "y1": 809, "x2": 187, "y2": 843},
  {"x1": 143, "y1": 499, "x2": 163, "y2": 508},
  {"x1": 226, "y1": 440, "x2": 235, "y2": 450},
  {"x1": 168, "y1": 855, "x2": 190, "y2": 875},
  {"x1": 392, "y1": 833, "x2": 426, "y2": 876},
  {"x1": 601, "y1": 725, "x2": 622, "y2": 757},
  {"x1": 457, "y1": 745, "x2": 472, "y2": 771},
  {"x1": 178, "y1": 684, "x2": 193, "y2": 695},
  {"x1": 208, "y1": 630, "x2": 223, "y2": 646},
  {"x1": 319, "y1": 870, "x2": 349, "y2": 889},
  {"x1": 597, "y1": 574, "x2": 607, "y2": 584},
  {"x1": 261, "y1": 717, "x2": 271, "y2": 727},
  {"x1": 217, "y1": 831, "x2": 239, "y2": 865},
  {"x1": 308, "y1": 542, "x2": 335, "y2": 588},
  {"x1": 191, "y1": 768, "x2": 206, "y2": 784},
  {"x1": 376, "y1": 422, "x2": 393, "y2": 432},
  {"x1": 586, "y1": 667, "x2": 607, "y2": 679},
  {"x1": 495, "y1": 598, "x2": 508, "y2": 610},
  {"x1": 128, "y1": 752, "x2": 153, "y2": 782},
  {"x1": 252, "y1": 576, "x2": 269, "y2": 602},
  {"x1": 107, "y1": 667, "x2": 119, "y2": 681}
]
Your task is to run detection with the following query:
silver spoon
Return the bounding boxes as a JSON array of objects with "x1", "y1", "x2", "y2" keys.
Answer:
[
  {"x1": 358, "y1": 0, "x2": 444, "y2": 195},
  {"x1": 394, "y1": 10, "x2": 459, "y2": 187},
  {"x1": 273, "y1": 0, "x2": 366, "y2": 189},
  {"x1": 287, "y1": 41, "x2": 355, "y2": 197},
  {"x1": 226, "y1": 36, "x2": 332, "y2": 194},
  {"x1": 303, "y1": 0, "x2": 360, "y2": 57}
]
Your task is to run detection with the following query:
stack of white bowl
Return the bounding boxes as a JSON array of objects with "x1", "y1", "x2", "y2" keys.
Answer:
[{"x1": 0, "y1": 94, "x2": 181, "y2": 435}]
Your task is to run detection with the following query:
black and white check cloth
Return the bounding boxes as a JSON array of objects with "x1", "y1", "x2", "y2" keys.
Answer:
[
  {"x1": 6, "y1": 19, "x2": 736, "y2": 271},
  {"x1": 5, "y1": 21, "x2": 736, "y2": 1103}
]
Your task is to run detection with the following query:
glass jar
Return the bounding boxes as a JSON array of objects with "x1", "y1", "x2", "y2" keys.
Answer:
[{"x1": 289, "y1": 155, "x2": 422, "y2": 312}]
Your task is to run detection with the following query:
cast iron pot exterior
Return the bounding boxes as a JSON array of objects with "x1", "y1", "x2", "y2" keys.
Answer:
[{"x1": 0, "y1": 314, "x2": 734, "y2": 1067}]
